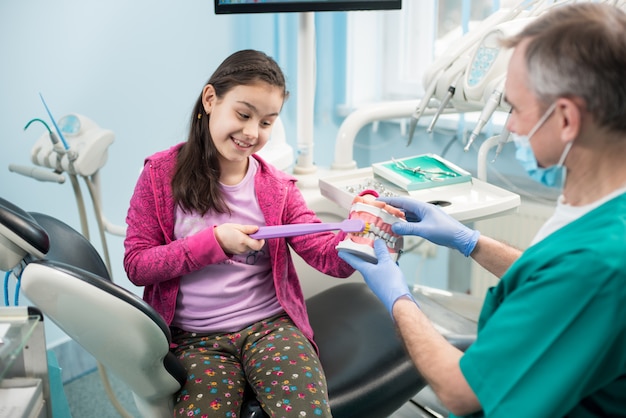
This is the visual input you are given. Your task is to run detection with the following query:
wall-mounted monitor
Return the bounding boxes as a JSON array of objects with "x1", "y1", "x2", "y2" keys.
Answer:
[{"x1": 214, "y1": 0, "x2": 402, "y2": 14}]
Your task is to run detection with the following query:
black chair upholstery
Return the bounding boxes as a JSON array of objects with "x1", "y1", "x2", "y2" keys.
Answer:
[
  {"x1": 29, "y1": 212, "x2": 111, "y2": 279},
  {"x1": 308, "y1": 282, "x2": 426, "y2": 418}
]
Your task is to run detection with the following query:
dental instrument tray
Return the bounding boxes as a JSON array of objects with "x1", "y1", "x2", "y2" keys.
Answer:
[{"x1": 372, "y1": 154, "x2": 471, "y2": 191}]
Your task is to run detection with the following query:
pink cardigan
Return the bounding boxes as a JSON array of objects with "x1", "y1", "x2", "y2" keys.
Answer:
[{"x1": 123, "y1": 143, "x2": 354, "y2": 347}]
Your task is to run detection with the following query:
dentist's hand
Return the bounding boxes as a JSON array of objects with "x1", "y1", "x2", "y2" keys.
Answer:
[
  {"x1": 379, "y1": 196, "x2": 480, "y2": 257},
  {"x1": 338, "y1": 239, "x2": 416, "y2": 315}
]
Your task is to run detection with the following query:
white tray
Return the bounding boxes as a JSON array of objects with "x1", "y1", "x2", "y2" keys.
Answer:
[{"x1": 319, "y1": 167, "x2": 520, "y2": 223}]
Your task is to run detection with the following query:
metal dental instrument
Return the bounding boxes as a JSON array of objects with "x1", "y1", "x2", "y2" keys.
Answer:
[{"x1": 391, "y1": 157, "x2": 458, "y2": 181}]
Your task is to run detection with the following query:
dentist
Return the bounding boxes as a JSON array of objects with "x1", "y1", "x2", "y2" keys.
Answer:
[{"x1": 339, "y1": 3, "x2": 626, "y2": 417}]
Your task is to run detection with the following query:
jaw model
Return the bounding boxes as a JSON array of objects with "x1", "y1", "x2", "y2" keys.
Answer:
[{"x1": 336, "y1": 195, "x2": 406, "y2": 263}]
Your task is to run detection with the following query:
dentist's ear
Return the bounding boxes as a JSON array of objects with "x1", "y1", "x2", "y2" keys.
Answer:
[{"x1": 556, "y1": 97, "x2": 583, "y2": 143}]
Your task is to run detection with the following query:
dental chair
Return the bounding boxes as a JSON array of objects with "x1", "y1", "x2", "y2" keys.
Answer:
[{"x1": 0, "y1": 196, "x2": 429, "y2": 418}]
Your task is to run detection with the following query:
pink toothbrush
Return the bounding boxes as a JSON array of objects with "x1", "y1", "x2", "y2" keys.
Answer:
[{"x1": 250, "y1": 219, "x2": 368, "y2": 239}]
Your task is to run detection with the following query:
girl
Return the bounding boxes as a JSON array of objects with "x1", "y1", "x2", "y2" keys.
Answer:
[{"x1": 123, "y1": 49, "x2": 354, "y2": 417}]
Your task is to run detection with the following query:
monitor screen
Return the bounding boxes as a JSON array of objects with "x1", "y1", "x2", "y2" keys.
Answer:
[{"x1": 214, "y1": 0, "x2": 402, "y2": 14}]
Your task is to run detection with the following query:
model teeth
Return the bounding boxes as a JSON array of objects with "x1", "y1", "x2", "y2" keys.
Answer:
[{"x1": 353, "y1": 224, "x2": 394, "y2": 244}]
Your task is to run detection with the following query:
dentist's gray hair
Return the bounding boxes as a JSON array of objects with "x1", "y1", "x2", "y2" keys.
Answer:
[{"x1": 502, "y1": 3, "x2": 626, "y2": 133}]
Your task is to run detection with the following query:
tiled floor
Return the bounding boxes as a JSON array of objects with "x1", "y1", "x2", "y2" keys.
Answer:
[
  {"x1": 63, "y1": 370, "x2": 448, "y2": 418},
  {"x1": 63, "y1": 368, "x2": 139, "y2": 418}
]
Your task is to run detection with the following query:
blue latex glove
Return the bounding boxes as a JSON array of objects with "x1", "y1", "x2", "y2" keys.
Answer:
[
  {"x1": 379, "y1": 196, "x2": 480, "y2": 257},
  {"x1": 338, "y1": 239, "x2": 416, "y2": 314}
]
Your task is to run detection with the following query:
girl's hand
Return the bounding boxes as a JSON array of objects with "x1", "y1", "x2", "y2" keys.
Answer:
[{"x1": 213, "y1": 223, "x2": 265, "y2": 255}]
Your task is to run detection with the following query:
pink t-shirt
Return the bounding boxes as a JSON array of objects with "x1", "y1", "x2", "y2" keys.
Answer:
[{"x1": 171, "y1": 157, "x2": 284, "y2": 333}]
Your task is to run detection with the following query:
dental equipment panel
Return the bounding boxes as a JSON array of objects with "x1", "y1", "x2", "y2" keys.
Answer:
[
  {"x1": 10, "y1": 96, "x2": 124, "y2": 276},
  {"x1": 14, "y1": 95, "x2": 115, "y2": 180},
  {"x1": 29, "y1": 112, "x2": 114, "y2": 178},
  {"x1": 407, "y1": 5, "x2": 526, "y2": 146},
  {"x1": 411, "y1": 1, "x2": 623, "y2": 149},
  {"x1": 406, "y1": 1, "x2": 557, "y2": 148},
  {"x1": 410, "y1": 1, "x2": 621, "y2": 152},
  {"x1": 334, "y1": 3, "x2": 562, "y2": 169},
  {"x1": 461, "y1": 16, "x2": 538, "y2": 150}
]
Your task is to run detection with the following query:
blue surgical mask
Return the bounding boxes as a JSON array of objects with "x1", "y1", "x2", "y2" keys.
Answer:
[{"x1": 512, "y1": 103, "x2": 573, "y2": 188}]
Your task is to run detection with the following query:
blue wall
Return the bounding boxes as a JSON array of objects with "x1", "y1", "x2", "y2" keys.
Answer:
[{"x1": 0, "y1": 0, "x2": 355, "y2": 346}]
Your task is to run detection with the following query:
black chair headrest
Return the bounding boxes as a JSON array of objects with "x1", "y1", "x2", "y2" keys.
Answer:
[
  {"x1": 0, "y1": 197, "x2": 49, "y2": 255},
  {"x1": 29, "y1": 212, "x2": 111, "y2": 280}
]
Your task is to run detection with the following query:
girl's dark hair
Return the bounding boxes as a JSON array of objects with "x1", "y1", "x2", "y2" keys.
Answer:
[{"x1": 171, "y1": 49, "x2": 288, "y2": 215}]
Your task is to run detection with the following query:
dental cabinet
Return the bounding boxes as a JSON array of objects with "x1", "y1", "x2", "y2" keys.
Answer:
[{"x1": 0, "y1": 307, "x2": 50, "y2": 418}]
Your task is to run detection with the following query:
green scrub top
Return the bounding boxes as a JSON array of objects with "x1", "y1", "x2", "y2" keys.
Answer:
[{"x1": 455, "y1": 193, "x2": 626, "y2": 417}]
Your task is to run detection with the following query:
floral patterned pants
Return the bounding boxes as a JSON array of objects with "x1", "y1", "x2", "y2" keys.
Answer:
[{"x1": 171, "y1": 314, "x2": 332, "y2": 417}]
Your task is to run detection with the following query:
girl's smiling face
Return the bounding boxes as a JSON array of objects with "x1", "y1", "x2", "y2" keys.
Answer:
[{"x1": 202, "y1": 81, "x2": 284, "y2": 177}]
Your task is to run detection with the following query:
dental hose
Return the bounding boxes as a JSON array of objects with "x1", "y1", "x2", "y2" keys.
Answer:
[
  {"x1": 3, "y1": 270, "x2": 23, "y2": 306},
  {"x1": 3, "y1": 271, "x2": 10, "y2": 306},
  {"x1": 67, "y1": 174, "x2": 132, "y2": 417}
]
